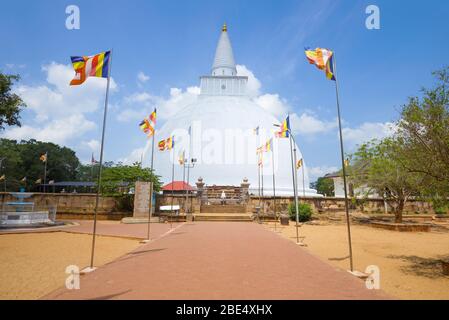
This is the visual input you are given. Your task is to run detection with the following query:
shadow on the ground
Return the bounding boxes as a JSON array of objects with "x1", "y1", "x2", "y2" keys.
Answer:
[
  {"x1": 89, "y1": 289, "x2": 132, "y2": 300},
  {"x1": 328, "y1": 255, "x2": 350, "y2": 262},
  {"x1": 387, "y1": 254, "x2": 449, "y2": 278},
  {"x1": 109, "y1": 248, "x2": 168, "y2": 264}
]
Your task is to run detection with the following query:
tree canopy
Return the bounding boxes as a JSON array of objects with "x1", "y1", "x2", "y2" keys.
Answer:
[
  {"x1": 0, "y1": 73, "x2": 26, "y2": 130},
  {"x1": 311, "y1": 177, "x2": 334, "y2": 197}
]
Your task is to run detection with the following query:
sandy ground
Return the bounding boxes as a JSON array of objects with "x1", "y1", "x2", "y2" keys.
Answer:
[
  {"x1": 265, "y1": 222, "x2": 449, "y2": 300},
  {"x1": 0, "y1": 232, "x2": 140, "y2": 300}
]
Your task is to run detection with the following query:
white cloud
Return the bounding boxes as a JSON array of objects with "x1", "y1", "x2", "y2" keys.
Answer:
[
  {"x1": 137, "y1": 71, "x2": 150, "y2": 83},
  {"x1": 342, "y1": 122, "x2": 396, "y2": 148},
  {"x1": 253, "y1": 93, "x2": 289, "y2": 118},
  {"x1": 236, "y1": 65, "x2": 261, "y2": 97},
  {"x1": 82, "y1": 139, "x2": 100, "y2": 152},
  {"x1": 4, "y1": 114, "x2": 96, "y2": 145},
  {"x1": 308, "y1": 166, "x2": 339, "y2": 181},
  {"x1": 116, "y1": 86, "x2": 200, "y2": 123},
  {"x1": 117, "y1": 147, "x2": 145, "y2": 165},
  {"x1": 290, "y1": 112, "x2": 337, "y2": 135},
  {"x1": 1, "y1": 62, "x2": 120, "y2": 145}
]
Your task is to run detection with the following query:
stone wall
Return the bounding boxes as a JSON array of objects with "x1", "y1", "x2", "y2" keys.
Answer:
[
  {"x1": 0, "y1": 192, "x2": 438, "y2": 221},
  {"x1": 0, "y1": 192, "x2": 126, "y2": 220},
  {"x1": 247, "y1": 196, "x2": 436, "y2": 215}
]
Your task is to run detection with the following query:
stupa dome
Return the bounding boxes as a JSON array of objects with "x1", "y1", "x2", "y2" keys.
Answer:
[{"x1": 144, "y1": 24, "x2": 318, "y2": 196}]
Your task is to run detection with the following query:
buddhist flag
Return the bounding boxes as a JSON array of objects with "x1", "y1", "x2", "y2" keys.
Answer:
[
  {"x1": 0, "y1": 174, "x2": 5, "y2": 181},
  {"x1": 40, "y1": 153, "x2": 47, "y2": 162},
  {"x1": 178, "y1": 151, "x2": 186, "y2": 165},
  {"x1": 91, "y1": 153, "x2": 99, "y2": 165},
  {"x1": 253, "y1": 126, "x2": 259, "y2": 136},
  {"x1": 264, "y1": 138, "x2": 273, "y2": 153},
  {"x1": 48, "y1": 180, "x2": 55, "y2": 185},
  {"x1": 276, "y1": 116, "x2": 290, "y2": 138},
  {"x1": 258, "y1": 152, "x2": 263, "y2": 167},
  {"x1": 304, "y1": 47, "x2": 336, "y2": 81},
  {"x1": 159, "y1": 136, "x2": 175, "y2": 151},
  {"x1": 139, "y1": 109, "x2": 157, "y2": 137},
  {"x1": 70, "y1": 51, "x2": 111, "y2": 86},
  {"x1": 344, "y1": 158, "x2": 350, "y2": 167},
  {"x1": 296, "y1": 159, "x2": 303, "y2": 169},
  {"x1": 21, "y1": 177, "x2": 27, "y2": 182},
  {"x1": 35, "y1": 178, "x2": 42, "y2": 184}
]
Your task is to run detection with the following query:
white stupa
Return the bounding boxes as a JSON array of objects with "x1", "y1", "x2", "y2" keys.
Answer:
[{"x1": 146, "y1": 24, "x2": 317, "y2": 196}]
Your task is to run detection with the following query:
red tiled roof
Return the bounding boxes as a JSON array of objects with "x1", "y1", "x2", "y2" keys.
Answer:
[{"x1": 162, "y1": 181, "x2": 195, "y2": 191}]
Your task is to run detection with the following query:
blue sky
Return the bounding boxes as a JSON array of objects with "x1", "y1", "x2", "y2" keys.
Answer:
[{"x1": 1, "y1": 0, "x2": 448, "y2": 181}]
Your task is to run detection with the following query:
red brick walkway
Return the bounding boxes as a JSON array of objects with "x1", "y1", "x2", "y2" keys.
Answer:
[{"x1": 44, "y1": 222, "x2": 390, "y2": 300}]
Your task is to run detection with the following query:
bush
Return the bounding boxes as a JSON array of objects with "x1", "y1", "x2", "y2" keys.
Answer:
[{"x1": 288, "y1": 202, "x2": 313, "y2": 222}]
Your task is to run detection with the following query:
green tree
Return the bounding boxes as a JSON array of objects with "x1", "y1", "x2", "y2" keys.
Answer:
[
  {"x1": 312, "y1": 177, "x2": 335, "y2": 197},
  {"x1": 349, "y1": 139, "x2": 422, "y2": 223},
  {"x1": 0, "y1": 139, "x2": 80, "y2": 191},
  {"x1": 0, "y1": 73, "x2": 26, "y2": 130},
  {"x1": 396, "y1": 67, "x2": 449, "y2": 208},
  {"x1": 100, "y1": 163, "x2": 161, "y2": 195}
]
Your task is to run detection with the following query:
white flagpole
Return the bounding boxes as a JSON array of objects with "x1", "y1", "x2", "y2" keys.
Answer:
[
  {"x1": 146, "y1": 121, "x2": 156, "y2": 241},
  {"x1": 90, "y1": 49, "x2": 113, "y2": 269},
  {"x1": 333, "y1": 52, "x2": 354, "y2": 272},
  {"x1": 289, "y1": 133, "x2": 300, "y2": 244},
  {"x1": 43, "y1": 152, "x2": 48, "y2": 193}
]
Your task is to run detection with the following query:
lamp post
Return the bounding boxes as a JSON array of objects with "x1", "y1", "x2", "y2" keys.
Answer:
[
  {"x1": 184, "y1": 158, "x2": 197, "y2": 214},
  {"x1": 0, "y1": 157, "x2": 5, "y2": 192}
]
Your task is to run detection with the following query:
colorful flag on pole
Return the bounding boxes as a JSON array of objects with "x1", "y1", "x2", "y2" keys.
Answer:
[
  {"x1": 178, "y1": 151, "x2": 186, "y2": 165},
  {"x1": 158, "y1": 136, "x2": 175, "y2": 151},
  {"x1": 139, "y1": 109, "x2": 157, "y2": 137},
  {"x1": 276, "y1": 116, "x2": 290, "y2": 138},
  {"x1": 35, "y1": 178, "x2": 42, "y2": 184},
  {"x1": 296, "y1": 159, "x2": 303, "y2": 169},
  {"x1": 258, "y1": 152, "x2": 263, "y2": 167},
  {"x1": 264, "y1": 138, "x2": 273, "y2": 153},
  {"x1": 0, "y1": 174, "x2": 5, "y2": 181},
  {"x1": 344, "y1": 158, "x2": 350, "y2": 167},
  {"x1": 40, "y1": 153, "x2": 47, "y2": 162},
  {"x1": 91, "y1": 153, "x2": 99, "y2": 165},
  {"x1": 304, "y1": 47, "x2": 336, "y2": 81},
  {"x1": 21, "y1": 177, "x2": 27, "y2": 182},
  {"x1": 70, "y1": 51, "x2": 111, "y2": 86},
  {"x1": 253, "y1": 126, "x2": 259, "y2": 135}
]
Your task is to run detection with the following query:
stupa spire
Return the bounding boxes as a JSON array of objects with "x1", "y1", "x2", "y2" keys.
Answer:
[{"x1": 212, "y1": 23, "x2": 237, "y2": 76}]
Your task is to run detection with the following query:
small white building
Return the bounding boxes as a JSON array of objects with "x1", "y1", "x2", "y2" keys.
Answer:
[{"x1": 324, "y1": 172, "x2": 379, "y2": 199}]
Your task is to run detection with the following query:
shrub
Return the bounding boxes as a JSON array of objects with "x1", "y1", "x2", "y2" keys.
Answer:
[{"x1": 288, "y1": 202, "x2": 313, "y2": 222}]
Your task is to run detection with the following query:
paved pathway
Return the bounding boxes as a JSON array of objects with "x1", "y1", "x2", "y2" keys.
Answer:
[{"x1": 44, "y1": 222, "x2": 389, "y2": 300}]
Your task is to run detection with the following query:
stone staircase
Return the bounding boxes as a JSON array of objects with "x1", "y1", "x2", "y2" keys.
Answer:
[
  {"x1": 200, "y1": 204, "x2": 247, "y2": 214},
  {"x1": 194, "y1": 213, "x2": 253, "y2": 222}
]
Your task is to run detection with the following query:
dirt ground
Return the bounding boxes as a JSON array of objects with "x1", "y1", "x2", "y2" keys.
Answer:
[
  {"x1": 0, "y1": 232, "x2": 141, "y2": 300},
  {"x1": 265, "y1": 222, "x2": 449, "y2": 300}
]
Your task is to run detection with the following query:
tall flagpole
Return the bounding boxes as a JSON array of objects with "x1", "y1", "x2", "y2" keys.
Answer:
[
  {"x1": 170, "y1": 139, "x2": 175, "y2": 229},
  {"x1": 333, "y1": 53, "x2": 354, "y2": 272},
  {"x1": 185, "y1": 126, "x2": 192, "y2": 214},
  {"x1": 271, "y1": 141, "x2": 277, "y2": 232},
  {"x1": 258, "y1": 160, "x2": 261, "y2": 222},
  {"x1": 146, "y1": 122, "x2": 156, "y2": 241},
  {"x1": 289, "y1": 133, "x2": 300, "y2": 244},
  {"x1": 261, "y1": 157, "x2": 264, "y2": 217},
  {"x1": 90, "y1": 49, "x2": 113, "y2": 269},
  {"x1": 43, "y1": 152, "x2": 48, "y2": 193}
]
